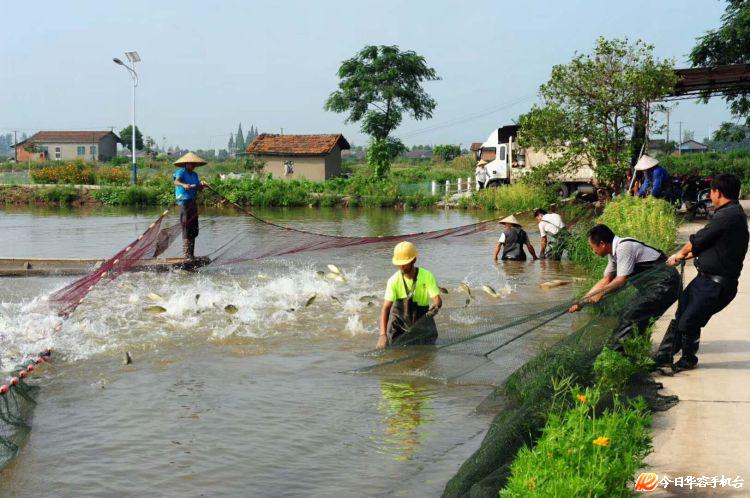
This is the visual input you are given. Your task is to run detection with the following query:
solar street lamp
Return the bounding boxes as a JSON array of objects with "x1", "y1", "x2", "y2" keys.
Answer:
[{"x1": 113, "y1": 51, "x2": 140, "y2": 184}]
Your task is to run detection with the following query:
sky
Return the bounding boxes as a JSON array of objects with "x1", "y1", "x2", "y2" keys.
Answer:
[{"x1": 0, "y1": 0, "x2": 735, "y2": 150}]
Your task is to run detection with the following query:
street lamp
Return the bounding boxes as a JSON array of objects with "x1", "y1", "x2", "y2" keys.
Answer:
[{"x1": 113, "y1": 51, "x2": 140, "y2": 184}]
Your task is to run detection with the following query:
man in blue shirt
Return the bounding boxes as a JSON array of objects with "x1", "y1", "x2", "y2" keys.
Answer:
[
  {"x1": 636, "y1": 154, "x2": 670, "y2": 199},
  {"x1": 173, "y1": 152, "x2": 208, "y2": 259}
]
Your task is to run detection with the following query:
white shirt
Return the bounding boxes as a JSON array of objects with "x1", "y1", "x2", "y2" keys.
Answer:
[
  {"x1": 604, "y1": 236, "x2": 662, "y2": 278},
  {"x1": 475, "y1": 166, "x2": 488, "y2": 183},
  {"x1": 538, "y1": 213, "x2": 565, "y2": 238}
]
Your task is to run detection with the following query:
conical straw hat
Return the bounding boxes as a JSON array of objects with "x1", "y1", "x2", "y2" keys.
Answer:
[
  {"x1": 634, "y1": 154, "x2": 659, "y2": 171},
  {"x1": 477, "y1": 159, "x2": 488, "y2": 167},
  {"x1": 174, "y1": 152, "x2": 207, "y2": 166},
  {"x1": 499, "y1": 214, "x2": 521, "y2": 226}
]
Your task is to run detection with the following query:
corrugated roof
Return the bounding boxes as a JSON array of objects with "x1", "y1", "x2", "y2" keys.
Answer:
[
  {"x1": 28, "y1": 131, "x2": 118, "y2": 143},
  {"x1": 246, "y1": 134, "x2": 350, "y2": 156}
]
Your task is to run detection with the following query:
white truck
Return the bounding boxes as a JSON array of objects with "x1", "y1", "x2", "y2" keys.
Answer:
[{"x1": 476, "y1": 125, "x2": 595, "y2": 196}]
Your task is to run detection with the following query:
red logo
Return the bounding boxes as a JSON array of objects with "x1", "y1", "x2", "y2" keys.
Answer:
[{"x1": 635, "y1": 473, "x2": 659, "y2": 492}]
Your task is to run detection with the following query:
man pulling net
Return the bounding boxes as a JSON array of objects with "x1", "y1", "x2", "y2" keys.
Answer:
[{"x1": 173, "y1": 152, "x2": 209, "y2": 260}]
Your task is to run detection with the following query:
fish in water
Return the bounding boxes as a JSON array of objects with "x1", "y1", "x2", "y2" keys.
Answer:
[
  {"x1": 305, "y1": 294, "x2": 317, "y2": 307},
  {"x1": 330, "y1": 295, "x2": 341, "y2": 304},
  {"x1": 327, "y1": 264, "x2": 343, "y2": 275},
  {"x1": 143, "y1": 305, "x2": 167, "y2": 314},
  {"x1": 147, "y1": 292, "x2": 163, "y2": 302},
  {"x1": 439, "y1": 287, "x2": 449, "y2": 295},
  {"x1": 224, "y1": 304, "x2": 239, "y2": 314},
  {"x1": 481, "y1": 285, "x2": 500, "y2": 298},
  {"x1": 539, "y1": 280, "x2": 572, "y2": 289},
  {"x1": 195, "y1": 294, "x2": 201, "y2": 304},
  {"x1": 124, "y1": 352, "x2": 133, "y2": 365},
  {"x1": 366, "y1": 301, "x2": 375, "y2": 307},
  {"x1": 359, "y1": 295, "x2": 377, "y2": 302},
  {"x1": 460, "y1": 282, "x2": 474, "y2": 299},
  {"x1": 325, "y1": 273, "x2": 346, "y2": 282},
  {"x1": 316, "y1": 270, "x2": 326, "y2": 277},
  {"x1": 464, "y1": 298, "x2": 471, "y2": 307},
  {"x1": 286, "y1": 308, "x2": 296, "y2": 313}
]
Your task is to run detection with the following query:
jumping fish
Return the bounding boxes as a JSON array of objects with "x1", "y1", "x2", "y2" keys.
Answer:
[
  {"x1": 464, "y1": 298, "x2": 471, "y2": 307},
  {"x1": 481, "y1": 285, "x2": 500, "y2": 298},
  {"x1": 123, "y1": 352, "x2": 133, "y2": 365},
  {"x1": 439, "y1": 287, "x2": 449, "y2": 295},
  {"x1": 143, "y1": 305, "x2": 167, "y2": 314},
  {"x1": 305, "y1": 294, "x2": 317, "y2": 307},
  {"x1": 147, "y1": 292, "x2": 163, "y2": 302},
  {"x1": 330, "y1": 295, "x2": 341, "y2": 304},
  {"x1": 460, "y1": 282, "x2": 474, "y2": 299},
  {"x1": 224, "y1": 304, "x2": 239, "y2": 314},
  {"x1": 316, "y1": 270, "x2": 326, "y2": 278},
  {"x1": 327, "y1": 264, "x2": 343, "y2": 275},
  {"x1": 366, "y1": 301, "x2": 375, "y2": 307},
  {"x1": 359, "y1": 295, "x2": 378, "y2": 302},
  {"x1": 325, "y1": 273, "x2": 346, "y2": 282},
  {"x1": 195, "y1": 294, "x2": 201, "y2": 304},
  {"x1": 539, "y1": 280, "x2": 572, "y2": 289}
]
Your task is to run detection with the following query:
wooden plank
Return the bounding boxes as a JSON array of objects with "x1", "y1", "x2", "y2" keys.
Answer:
[{"x1": 0, "y1": 256, "x2": 210, "y2": 277}]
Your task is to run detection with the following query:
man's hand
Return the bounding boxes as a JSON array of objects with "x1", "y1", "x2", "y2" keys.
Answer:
[
  {"x1": 568, "y1": 303, "x2": 582, "y2": 313},
  {"x1": 426, "y1": 305, "x2": 440, "y2": 318},
  {"x1": 200, "y1": 180, "x2": 209, "y2": 187},
  {"x1": 376, "y1": 334, "x2": 388, "y2": 349},
  {"x1": 587, "y1": 292, "x2": 604, "y2": 304},
  {"x1": 666, "y1": 253, "x2": 683, "y2": 267}
]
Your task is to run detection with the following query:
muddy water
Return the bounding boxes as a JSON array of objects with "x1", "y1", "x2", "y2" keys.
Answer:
[{"x1": 0, "y1": 206, "x2": 587, "y2": 497}]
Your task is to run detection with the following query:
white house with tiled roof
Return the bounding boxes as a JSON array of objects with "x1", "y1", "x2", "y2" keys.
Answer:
[
  {"x1": 246, "y1": 133, "x2": 350, "y2": 181},
  {"x1": 13, "y1": 131, "x2": 119, "y2": 162}
]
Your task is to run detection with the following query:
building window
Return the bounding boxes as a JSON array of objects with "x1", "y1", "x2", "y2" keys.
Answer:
[
  {"x1": 77, "y1": 146, "x2": 85, "y2": 156},
  {"x1": 55, "y1": 146, "x2": 61, "y2": 160},
  {"x1": 90, "y1": 145, "x2": 97, "y2": 157}
]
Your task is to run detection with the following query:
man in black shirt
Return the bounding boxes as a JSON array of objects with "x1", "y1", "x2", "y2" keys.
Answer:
[{"x1": 653, "y1": 174, "x2": 749, "y2": 371}]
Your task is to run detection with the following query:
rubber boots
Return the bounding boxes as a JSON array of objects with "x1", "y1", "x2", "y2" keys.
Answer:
[
  {"x1": 182, "y1": 239, "x2": 195, "y2": 260},
  {"x1": 673, "y1": 332, "x2": 699, "y2": 371}
]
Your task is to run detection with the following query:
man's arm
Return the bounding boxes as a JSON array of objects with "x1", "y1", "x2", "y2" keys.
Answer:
[
  {"x1": 638, "y1": 173, "x2": 651, "y2": 197},
  {"x1": 569, "y1": 274, "x2": 617, "y2": 312},
  {"x1": 651, "y1": 169, "x2": 665, "y2": 198},
  {"x1": 377, "y1": 300, "x2": 394, "y2": 349},
  {"x1": 667, "y1": 241, "x2": 693, "y2": 266},
  {"x1": 539, "y1": 235, "x2": 548, "y2": 259},
  {"x1": 526, "y1": 241, "x2": 538, "y2": 260},
  {"x1": 493, "y1": 243, "x2": 502, "y2": 261}
]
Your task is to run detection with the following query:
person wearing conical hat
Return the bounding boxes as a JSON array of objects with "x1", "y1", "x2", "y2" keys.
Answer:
[
  {"x1": 173, "y1": 152, "x2": 208, "y2": 259},
  {"x1": 475, "y1": 159, "x2": 488, "y2": 190},
  {"x1": 635, "y1": 154, "x2": 671, "y2": 200},
  {"x1": 493, "y1": 215, "x2": 538, "y2": 262},
  {"x1": 377, "y1": 241, "x2": 442, "y2": 349}
]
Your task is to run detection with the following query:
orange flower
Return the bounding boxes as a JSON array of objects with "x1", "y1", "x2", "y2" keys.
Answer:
[
  {"x1": 576, "y1": 394, "x2": 588, "y2": 403},
  {"x1": 592, "y1": 436, "x2": 610, "y2": 447}
]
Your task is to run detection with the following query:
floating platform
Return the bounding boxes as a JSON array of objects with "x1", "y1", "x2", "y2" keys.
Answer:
[{"x1": 0, "y1": 256, "x2": 211, "y2": 277}]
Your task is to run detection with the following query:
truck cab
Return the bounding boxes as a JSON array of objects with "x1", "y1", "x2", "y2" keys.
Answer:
[{"x1": 476, "y1": 125, "x2": 520, "y2": 187}]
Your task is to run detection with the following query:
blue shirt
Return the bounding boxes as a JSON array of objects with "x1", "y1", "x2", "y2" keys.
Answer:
[
  {"x1": 638, "y1": 165, "x2": 669, "y2": 198},
  {"x1": 173, "y1": 168, "x2": 200, "y2": 205}
]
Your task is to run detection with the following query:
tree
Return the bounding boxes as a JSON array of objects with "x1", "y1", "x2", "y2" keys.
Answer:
[
  {"x1": 517, "y1": 38, "x2": 676, "y2": 185},
  {"x1": 690, "y1": 1, "x2": 750, "y2": 124},
  {"x1": 433, "y1": 144, "x2": 461, "y2": 161},
  {"x1": 325, "y1": 45, "x2": 440, "y2": 177},
  {"x1": 713, "y1": 121, "x2": 747, "y2": 142},
  {"x1": 119, "y1": 125, "x2": 144, "y2": 151},
  {"x1": 144, "y1": 136, "x2": 156, "y2": 154},
  {"x1": 235, "y1": 123, "x2": 245, "y2": 153}
]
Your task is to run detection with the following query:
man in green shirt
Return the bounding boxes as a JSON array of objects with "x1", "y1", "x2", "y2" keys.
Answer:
[{"x1": 377, "y1": 241, "x2": 442, "y2": 349}]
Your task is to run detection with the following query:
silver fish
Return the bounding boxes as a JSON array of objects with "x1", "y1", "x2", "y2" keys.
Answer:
[
  {"x1": 305, "y1": 294, "x2": 317, "y2": 307},
  {"x1": 224, "y1": 304, "x2": 239, "y2": 314},
  {"x1": 439, "y1": 287, "x2": 449, "y2": 295},
  {"x1": 327, "y1": 264, "x2": 343, "y2": 275},
  {"x1": 325, "y1": 273, "x2": 346, "y2": 282},
  {"x1": 481, "y1": 285, "x2": 499, "y2": 298},
  {"x1": 540, "y1": 280, "x2": 572, "y2": 289},
  {"x1": 464, "y1": 298, "x2": 471, "y2": 307},
  {"x1": 124, "y1": 352, "x2": 133, "y2": 365},
  {"x1": 147, "y1": 292, "x2": 163, "y2": 302},
  {"x1": 316, "y1": 270, "x2": 326, "y2": 277},
  {"x1": 460, "y1": 282, "x2": 474, "y2": 299},
  {"x1": 143, "y1": 305, "x2": 167, "y2": 314},
  {"x1": 330, "y1": 295, "x2": 341, "y2": 304}
]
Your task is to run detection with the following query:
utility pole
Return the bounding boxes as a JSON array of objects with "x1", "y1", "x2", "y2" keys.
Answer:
[
  {"x1": 13, "y1": 130, "x2": 17, "y2": 163},
  {"x1": 665, "y1": 108, "x2": 670, "y2": 144}
]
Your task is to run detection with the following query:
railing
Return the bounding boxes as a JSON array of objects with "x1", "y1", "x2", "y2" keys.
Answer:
[{"x1": 431, "y1": 177, "x2": 480, "y2": 196}]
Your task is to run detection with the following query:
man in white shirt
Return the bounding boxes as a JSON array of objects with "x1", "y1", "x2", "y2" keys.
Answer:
[
  {"x1": 534, "y1": 208, "x2": 567, "y2": 260},
  {"x1": 475, "y1": 160, "x2": 488, "y2": 189}
]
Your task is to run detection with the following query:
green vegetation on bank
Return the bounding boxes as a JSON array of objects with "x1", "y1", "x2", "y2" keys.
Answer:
[{"x1": 659, "y1": 150, "x2": 750, "y2": 195}]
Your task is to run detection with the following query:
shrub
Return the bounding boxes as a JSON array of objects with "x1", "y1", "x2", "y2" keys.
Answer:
[
  {"x1": 96, "y1": 167, "x2": 130, "y2": 186},
  {"x1": 91, "y1": 186, "x2": 160, "y2": 205},
  {"x1": 33, "y1": 186, "x2": 81, "y2": 203},
  {"x1": 31, "y1": 162, "x2": 95, "y2": 184},
  {"x1": 459, "y1": 183, "x2": 556, "y2": 212}
]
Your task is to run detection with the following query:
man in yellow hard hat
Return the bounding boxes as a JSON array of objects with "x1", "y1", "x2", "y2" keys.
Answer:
[
  {"x1": 173, "y1": 152, "x2": 208, "y2": 259},
  {"x1": 377, "y1": 241, "x2": 442, "y2": 349}
]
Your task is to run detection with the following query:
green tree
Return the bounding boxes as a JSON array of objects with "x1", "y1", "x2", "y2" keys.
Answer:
[
  {"x1": 713, "y1": 121, "x2": 747, "y2": 142},
  {"x1": 235, "y1": 123, "x2": 245, "y2": 153},
  {"x1": 518, "y1": 38, "x2": 676, "y2": 185},
  {"x1": 691, "y1": 1, "x2": 750, "y2": 124},
  {"x1": 119, "y1": 125, "x2": 144, "y2": 151},
  {"x1": 433, "y1": 144, "x2": 461, "y2": 161},
  {"x1": 324, "y1": 45, "x2": 440, "y2": 177}
]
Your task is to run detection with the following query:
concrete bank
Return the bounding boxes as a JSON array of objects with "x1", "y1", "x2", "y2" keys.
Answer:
[{"x1": 644, "y1": 201, "x2": 750, "y2": 496}]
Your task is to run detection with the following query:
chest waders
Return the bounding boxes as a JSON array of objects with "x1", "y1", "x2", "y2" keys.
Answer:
[
  {"x1": 545, "y1": 225, "x2": 570, "y2": 261},
  {"x1": 180, "y1": 199, "x2": 199, "y2": 259},
  {"x1": 502, "y1": 228, "x2": 527, "y2": 261},
  {"x1": 386, "y1": 268, "x2": 438, "y2": 347},
  {"x1": 609, "y1": 239, "x2": 680, "y2": 351}
]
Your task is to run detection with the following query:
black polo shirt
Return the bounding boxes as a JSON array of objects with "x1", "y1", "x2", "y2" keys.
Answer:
[{"x1": 690, "y1": 201, "x2": 749, "y2": 281}]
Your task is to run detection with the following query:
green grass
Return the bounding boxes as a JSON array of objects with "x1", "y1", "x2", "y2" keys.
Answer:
[{"x1": 457, "y1": 182, "x2": 557, "y2": 212}]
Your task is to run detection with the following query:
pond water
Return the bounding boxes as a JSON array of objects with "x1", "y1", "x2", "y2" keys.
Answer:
[{"x1": 0, "y1": 206, "x2": 587, "y2": 497}]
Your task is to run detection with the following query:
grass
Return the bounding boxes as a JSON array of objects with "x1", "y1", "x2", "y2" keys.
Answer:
[{"x1": 457, "y1": 182, "x2": 558, "y2": 212}]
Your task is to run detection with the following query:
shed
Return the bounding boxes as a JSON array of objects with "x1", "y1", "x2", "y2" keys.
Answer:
[{"x1": 246, "y1": 133, "x2": 350, "y2": 181}]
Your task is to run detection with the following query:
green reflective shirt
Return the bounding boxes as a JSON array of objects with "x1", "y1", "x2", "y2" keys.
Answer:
[{"x1": 384, "y1": 268, "x2": 440, "y2": 307}]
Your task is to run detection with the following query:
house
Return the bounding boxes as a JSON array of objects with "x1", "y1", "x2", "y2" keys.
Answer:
[
  {"x1": 679, "y1": 140, "x2": 709, "y2": 155},
  {"x1": 13, "y1": 131, "x2": 119, "y2": 162},
  {"x1": 246, "y1": 133, "x2": 350, "y2": 181},
  {"x1": 403, "y1": 149, "x2": 433, "y2": 160}
]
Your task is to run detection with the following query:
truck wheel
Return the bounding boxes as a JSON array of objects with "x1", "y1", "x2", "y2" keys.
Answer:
[{"x1": 486, "y1": 179, "x2": 500, "y2": 188}]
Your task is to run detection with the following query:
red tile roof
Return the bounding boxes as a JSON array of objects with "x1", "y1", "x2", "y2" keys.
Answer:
[
  {"x1": 246, "y1": 133, "x2": 350, "y2": 156},
  {"x1": 29, "y1": 131, "x2": 118, "y2": 143}
]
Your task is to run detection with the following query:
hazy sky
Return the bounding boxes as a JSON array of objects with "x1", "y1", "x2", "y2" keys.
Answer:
[{"x1": 0, "y1": 0, "x2": 734, "y2": 150}]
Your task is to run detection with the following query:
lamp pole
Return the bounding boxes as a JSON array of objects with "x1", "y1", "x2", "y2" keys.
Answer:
[{"x1": 113, "y1": 51, "x2": 140, "y2": 184}]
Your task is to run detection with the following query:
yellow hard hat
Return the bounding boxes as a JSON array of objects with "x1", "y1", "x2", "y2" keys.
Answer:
[{"x1": 392, "y1": 241, "x2": 418, "y2": 266}]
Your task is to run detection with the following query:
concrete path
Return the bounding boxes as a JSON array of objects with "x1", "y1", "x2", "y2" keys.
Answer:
[{"x1": 643, "y1": 201, "x2": 750, "y2": 496}]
